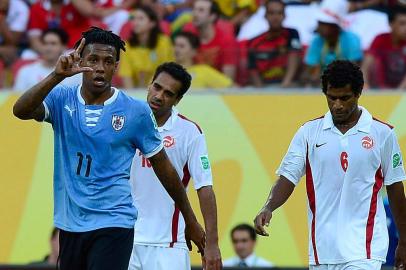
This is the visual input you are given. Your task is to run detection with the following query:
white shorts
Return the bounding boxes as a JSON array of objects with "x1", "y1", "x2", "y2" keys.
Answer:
[
  {"x1": 128, "y1": 244, "x2": 191, "y2": 270},
  {"x1": 309, "y1": 259, "x2": 382, "y2": 270}
]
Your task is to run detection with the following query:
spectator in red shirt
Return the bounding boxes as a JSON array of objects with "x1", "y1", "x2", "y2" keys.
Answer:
[
  {"x1": 28, "y1": 0, "x2": 91, "y2": 53},
  {"x1": 247, "y1": 0, "x2": 301, "y2": 87},
  {"x1": 185, "y1": 0, "x2": 238, "y2": 80},
  {"x1": 362, "y1": 6, "x2": 406, "y2": 89},
  {"x1": 28, "y1": 0, "x2": 128, "y2": 54}
]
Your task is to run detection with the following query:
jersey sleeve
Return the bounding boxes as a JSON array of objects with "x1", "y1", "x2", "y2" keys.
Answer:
[
  {"x1": 43, "y1": 85, "x2": 69, "y2": 124},
  {"x1": 134, "y1": 104, "x2": 163, "y2": 158},
  {"x1": 288, "y1": 28, "x2": 302, "y2": 52},
  {"x1": 345, "y1": 33, "x2": 363, "y2": 62},
  {"x1": 276, "y1": 125, "x2": 307, "y2": 185},
  {"x1": 188, "y1": 133, "x2": 213, "y2": 190},
  {"x1": 381, "y1": 130, "x2": 406, "y2": 186}
]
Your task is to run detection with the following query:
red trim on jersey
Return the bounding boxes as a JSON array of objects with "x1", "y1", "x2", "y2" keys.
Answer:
[
  {"x1": 303, "y1": 115, "x2": 324, "y2": 126},
  {"x1": 372, "y1": 117, "x2": 394, "y2": 129},
  {"x1": 178, "y1": 114, "x2": 203, "y2": 134},
  {"x1": 306, "y1": 145, "x2": 320, "y2": 265},
  {"x1": 169, "y1": 164, "x2": 191, "y2": 248},
  {"x1": 366, "y1": 166, "x2": 384, "y2": 258}
]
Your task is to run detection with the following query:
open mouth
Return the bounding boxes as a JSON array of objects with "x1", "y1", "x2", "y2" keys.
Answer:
[
  {"x1": 93, "y1": 76, "x2": 105, "y2": 86},
  {"x1": 150, "y1": 101, "x2": 162, "y2": 110}
]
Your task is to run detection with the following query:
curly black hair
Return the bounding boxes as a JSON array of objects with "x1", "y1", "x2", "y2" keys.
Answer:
[
  {"x1": 321, "y1": 60, "x2": 364, "y2": 95},
  {"x1": 73, "y1": 27, "x2": 126, "y2": 61},
  {"x1": 151, "y1": 62, "x2": 192, "y2": 97}
]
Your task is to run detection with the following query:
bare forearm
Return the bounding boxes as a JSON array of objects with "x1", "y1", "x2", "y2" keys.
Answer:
[
  {"x1": 150, "y1": 151, "x2": 198, "y2": 224},
  {"x1": 282, "y1": 53, "x2": 300, "y2": 85},
  {"x1": 13, "y1": 72, "x2": 63, "y2": 119},
  {"x1": 264, "y1": 176, "x2": 295, "y2": 212},
  {"x1": 222, "y1": 65, "x2": 236, "y2": 81},
  {"x1": 197, "y1": 186, "x2": 219, "y2": 245},
  {"x1": 387, "y1": 182, "x2": 406, "y2": 242}
]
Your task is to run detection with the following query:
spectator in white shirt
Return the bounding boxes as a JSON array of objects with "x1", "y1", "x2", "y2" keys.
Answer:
[
  {"x1": 223, "y1": 224, "x2": 274, "y2": 268},
  {"x1": 14, "y1": 28, "x2": 82, "y2": 91}
]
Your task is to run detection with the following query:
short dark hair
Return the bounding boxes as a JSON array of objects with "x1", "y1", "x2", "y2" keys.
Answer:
[
  {"x1": 74, "y1": 27, "x2": 126, "y2": 61},
  {"x1": 197, "y1": 0, "x2": 222, "y2": 18},
  {"x1": 151, "y1": 62, "x2": 191, "y2": 97},
  {"x1": 231, "y1": 223, "x2": 257, "y2": 241},
  {"x1": 388, "y1": 5, "x2": 406, "y2": 23},
  {"x1": 321, "y1": 60, "x2": 364, "y2": 95},
  {"x1": 42, "y1": 28, "x2": 69, "y2": 45},
  {"x1": 128, "y1": 6, "x2": 161, "y2": 49},
  {"x1": 175, "y1": 31, "x2": 200, "y2": 49},
  {"x1": 266, "y1": 0, "x2": 285, "y2": 10}
]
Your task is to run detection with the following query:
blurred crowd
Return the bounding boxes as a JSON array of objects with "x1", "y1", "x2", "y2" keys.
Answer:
[{"x1": 1, "y1": 0, "x2": 406, "y2": 90}]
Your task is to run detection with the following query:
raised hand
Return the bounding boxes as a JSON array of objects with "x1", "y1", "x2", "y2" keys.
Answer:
[
  {"x1": 54, "y1": 38, "x2": 93, "y2": 78},
  {"x1": 185, "y1": 220, "x2": 206, "y2": 255},
  {"x1": 254, "y1": 205, "x2": 273, "y2": 236}
]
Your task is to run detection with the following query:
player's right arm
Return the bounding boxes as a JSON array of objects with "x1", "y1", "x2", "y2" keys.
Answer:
[
  {"x1": 13, "y1": 38, "x2": 91, "y2": 121},
  {"x1": 254, "y1": 176, "x2": 295, "y2": 236},
  {"x1": 254, "y1": 125, "x2": 307, "y2": 236}
]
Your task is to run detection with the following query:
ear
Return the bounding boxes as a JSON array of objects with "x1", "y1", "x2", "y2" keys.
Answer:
[{"x1": 114, "y1": 62, "x2": 119, "y2": 72}]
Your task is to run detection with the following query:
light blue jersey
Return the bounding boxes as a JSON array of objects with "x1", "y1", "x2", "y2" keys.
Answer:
[{"x1": 43, "y1": 85, "x2": 163, "y2": 232}]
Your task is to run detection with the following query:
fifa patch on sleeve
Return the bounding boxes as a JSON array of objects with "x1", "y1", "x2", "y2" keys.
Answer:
[
  {"x1": 393, "y1": 153, "x2": 403, "y2": 169},
  {"x1": 150, "y1": 112, "x2": 158, "y2": 130},
  {"x1": 200, "y1": 156, "x2": 211, "y2": 171}
]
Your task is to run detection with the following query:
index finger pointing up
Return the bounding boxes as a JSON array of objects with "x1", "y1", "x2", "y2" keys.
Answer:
[{"x1": 75, "y1": 38, "x2": 86, "y2": 55}]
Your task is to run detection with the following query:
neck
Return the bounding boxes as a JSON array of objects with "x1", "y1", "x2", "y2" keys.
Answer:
[
  {"x1": 155, "y1": 110, "x2": 172, "y2": 127},
  {"x1": 392, "y1": 33, "x2": 402, "y2": 46},
  {"x1": 334, "y1": 107, "x2": 362, "y2": 134},
  {"x1": 199, "y1": 24, "x2": 215, "y2": 44},
  {"x1": 42, "y1": 59, "x2": 57, "y2": 68},
  {"x1": 268, "y1": 27, "x2": 282, "y2": 38},
  {"x1": 327, "y1": 34, "x2": 339, "y2": 48},
  {"x1": 177, "y1": 58, "x2": 193, "y2": 68},
  {"x1": 81, "y1": 86, "x2": 114, "y2": 105},
  {"x1": 138, "y1": 32, "x2": 150, "y2": 46}
]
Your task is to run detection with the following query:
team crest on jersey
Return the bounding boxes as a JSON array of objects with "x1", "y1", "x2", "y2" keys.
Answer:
[
  {"x1": 112, "y1": 115, "x2": 125, "y2": 131},
  {"x1": 361, "y1": 136, "x2": 374, "y2": 149},
  {"x1": 163, "y1": 136, "x2": 175, "y2": 148}
]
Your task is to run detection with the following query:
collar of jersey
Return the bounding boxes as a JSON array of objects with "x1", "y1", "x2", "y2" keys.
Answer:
[
  {"x1": 158, "y1": 107, "x2": 179, "y2": 132},
  {"x1": 322, "y1": 106, "x2": 372, "y2": 133},
  {"x1": 76, "y1": 85, "x2": 119, "y2": 106}
]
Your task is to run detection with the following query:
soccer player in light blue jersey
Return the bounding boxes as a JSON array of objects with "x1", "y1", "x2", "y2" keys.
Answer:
[{"x1": 13, "y1": 27, "x2": 205, "y2": 270}]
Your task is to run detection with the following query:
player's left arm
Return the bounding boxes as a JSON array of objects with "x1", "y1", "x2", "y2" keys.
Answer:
[
  {"x1": 197, "y1": 186, "x2": 221, "y2": 270},
  {"x1": 387, "y1": 182, "x2": 406, "y2": 268},
  {"x1": 382, "y1": 130, "x2": 406, "y2": 268},
  {"x1": 189, "y1": 133, "x2": 221, "y2": 270}
]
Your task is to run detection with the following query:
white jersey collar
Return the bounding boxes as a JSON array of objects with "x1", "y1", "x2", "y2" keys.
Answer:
[
  {"x1": 77, "y1": 85, "x2": 119, "y2": 105},
  {"x1": 158, "y1": 107, "x2": 179, "y2": 133},
  {"x1": 323, "y1": 106, "x2": 372, "y2": 133}
]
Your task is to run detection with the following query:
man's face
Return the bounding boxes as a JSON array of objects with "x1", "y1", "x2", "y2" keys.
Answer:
[
  {"x1": 325, "y1": 84, "x2": 360, "y2": 124},
  {"x1": 193, "y1": 0, "x2": 213, "y2": 28},
  {"x1": 231, "y1": 230, "x2": 256, "y2": 260},
  {"x1": 391, "y1": 14, "x2": 406, "y2": 41},
  {"x1": 266, "y1": 2, "x2": 285, "y2": 30},
  {"x1": 174, "y1": 36, "x2": 196, "y2": 63},
  {"x1": 80, "y1": 43, "x2": 118, "y2": 94},
  {"x1": 147, "y1": 72, "x2": 182, "y2": 119},
  {"x1": 318, "y1": 22, "x2": 339, "y2": 39},
  {"x1": 42, "y1": 33, "x2": 65, "y2": 63}
]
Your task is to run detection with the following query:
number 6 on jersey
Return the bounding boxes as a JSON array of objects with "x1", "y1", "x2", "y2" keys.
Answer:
[{"x1": 340, "y1": 152, "x2": 348, "y2": 172}]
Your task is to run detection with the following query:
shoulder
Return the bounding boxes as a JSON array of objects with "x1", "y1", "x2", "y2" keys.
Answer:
[
  {"x1": 119, "y1": 92, "x2": 150, "y2": 114},
  {"x1": 158, "y1": 34, "x2": 172, "y2": 46},
  {"x1": 248, "y1": 32, "x2": 267, "y2": 46},
  {"x1": 255, "y1": 256, "x2": 274, "y2": 267},
  {"x1": 341, "y1": 30, "x2": 361, "y2": 41},
  {"x1": 371, "y1": 116, "x2": 394, "y2": 139},
  {"x1": 177, "y1": 113, "x2": 204, "y2": 135},
  {"x1": 309, "y1": 34, "x2": 324, "y2": 46},
  {"x1": 302, "y1": 115, "x2": 325, "y2": 129},
  {"x1": 222, "y1": 257, "x2": 238, "y2": 266},
  {"x1": 285, "y1": 27, "x2": 299, "y2": 36},
  {"x1": 371, "y1": 33, "x2": 391, "y2": 46}
]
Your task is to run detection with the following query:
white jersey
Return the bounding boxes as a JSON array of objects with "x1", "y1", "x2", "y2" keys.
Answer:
[
  {"x1": 130, "y1": 108, "x2": 213, "y2": 250},
  {"x1": 277, "y1": 107, "x2": 405, "y2": 265}
]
